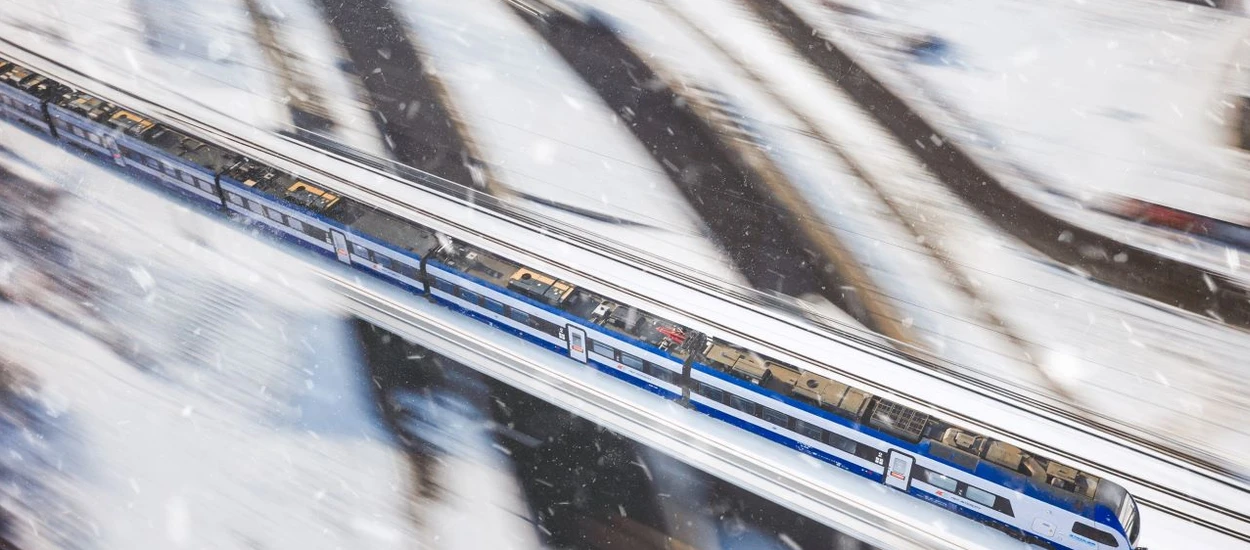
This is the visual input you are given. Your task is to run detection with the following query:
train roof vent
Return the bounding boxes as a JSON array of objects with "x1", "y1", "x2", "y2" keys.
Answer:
[
  {"x1": 285, "y1": 181, "x2": 340, "y2": 211},
  {"x1": 508, "y1": 268, "x2": 574, "y2": 305},
  {"x1": 869, "y1": 399, "x2": 931, "y2": 442},
  {"x1": 0, "y1": 66, "x2": 33, "y2": 86}
]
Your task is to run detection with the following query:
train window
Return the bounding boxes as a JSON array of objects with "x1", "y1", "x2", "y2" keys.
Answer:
[
  {"x1": 590, "y1": 340, "x2": 615, "y2": 359},
  {"x1": 695, "y1": 382, "x2": 724, "y2": 402},
  {"x1": 793, "y1": 419, "x2": 823, "y2": 441},
  {"x1": 825, "y1": 432, "x2": 859, "y2": 455},
  {"x1": 265, "y1": 208, "x2": 286, "y2": 224},
  {"x1": 855, "y1": 445, "x2": 884, "y2": 465},
  {"x1": 760, "y1": 406, "x2": 789, "y2": 428},
  {"x1": 652, "y1": 367, "x2": 678, "y2": 385},
  {"x1": 88, "y1": 133, "x2": 101, "y2": 145},
  {"x1": 963, "y1": 485, "x2": 998, "y2": 509},
  {"x1": 505, "y1": 307, "x2": 525, "y2": 325},
  {"x1": 349, "y1": 242, "x2": 372, "y2": 261},
  {"x1": 1071, "y1": 523, "x2": 1118, "y2": 548},
  {"x1": 930, "y1": 443, "x2": 980, "y2": 471},
  {"x1": 248, "y1": 201, "x2": 265, "y2": 216},
  {"x1": 728, "y1": 395, "x2": 759, "y2": 416},
  {"x1": 180, "y1": 172, "x2": 195, "y2": 185},
  {"x1": 303, "y1": 224, "x2": 328, "y2": 242},
  {"x1": 286, "y1": 217, "x2": 304, "y2": 233},
  {"x1": 457, "y1": 288, "x2": 480, "y2": 305},
  {"x1": 374, "y1": 253, "x2": 393, "y2": 270},
  {"x1": 532, "y1": 318, "x2": 562, "y2": 339},
  {"x1": 509, "y1": 308, "x2": 529, "y2": 324},
  {"x1": 228, "y1": 192, "x2": 244, "y2": 206},
  {"x1": 921, "y1": 470, "x2": 959, "y2": 493},
  {"x1": 72, "y1": 126, "x2": 85, "y2": 138},
  {"x1": 483, "y1": 298, "x2": 506, "y2": 315},
  {"x1": 198, "y1": 180, "x2": 215, "y2": 194},
  {"x1": 619, "y1": 353, "x2": 644, "y2": 370},
  {"x1": 992, "y1": 496, "x2": 1014, "y2": 517}
]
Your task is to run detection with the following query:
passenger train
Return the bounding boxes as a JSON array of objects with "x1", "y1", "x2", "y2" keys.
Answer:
[{"x1": 0, "y1": 57, "x2": 1143, "y2": 550}]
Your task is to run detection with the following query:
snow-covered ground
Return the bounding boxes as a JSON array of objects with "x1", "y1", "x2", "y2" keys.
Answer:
[
  {"x1": 391, "y1": 0, "x2": 744, "y2": 284},
  {"x1": 4, "y1": 0, "x2": 1250, "y2": 531},
  {"x1": 253, "y1": 0, "x2": 392, "y2": 155},
  {"x1": 584, "y1": 0, "x2": 1250, "y2": 472},
  {"x1": 3, "y1": 75, "x2": 1247, "y2": 548},
  {"x1": 0, "y1": 119, "x2": 544, "y2": 549},
  {"x1": 576, "y1": 0, "x2": 1031, "y2": 376},
  {"x1": 0, "y1": 0, "x2": 284, "y2": 131},
  {"x1": 798, "y1": 0, "x2": 1250, "y2": 274},
  {"x1": 0, "y1": 0, "x2": 747, "y2": 287},
  {"x1": 0, "y1": 132, "x2": 420, "y2": 548}
]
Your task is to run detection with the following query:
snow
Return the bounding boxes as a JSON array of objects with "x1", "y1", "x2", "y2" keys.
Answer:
[
  {"x1": 0, "y1": 119, "x2": 543, "y2": 549},
  {"x1": 584, "y1": 0, "x2": 1250, "y2": 476},
  {"x1": 393, "y1": 389, "x2": 543, "y2": 550},
  {"x1": 578, "y1": 0, "x2": 1031, "y2": 375},
  {"x1": 0, "y1": 0, "x2": 746, "y2": 289},
  {"x1": 391, "y1": 0, "x2": 745, "y2": 284},
  {"x1": 3, "y1": 2, "x2": 1249, "y2": 544},
  {"x1": 0, "y1": 0, "x2": 284, "y2": 132},
  {"x1": 251, "y1": 0, "x2": 392, "y2": 155},
  {"x1": 799, "y1": 0, "x2": 1250, "y2": 275}
]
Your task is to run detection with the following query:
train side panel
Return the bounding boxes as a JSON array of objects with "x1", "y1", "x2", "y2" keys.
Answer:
[{"x1": 0, "y1": 84, "x2": 52, "y2": 133}]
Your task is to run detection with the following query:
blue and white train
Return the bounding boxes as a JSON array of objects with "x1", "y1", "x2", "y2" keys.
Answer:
[{"x1": 0, "y1": 57, "x2": 1143, "y2": 550}]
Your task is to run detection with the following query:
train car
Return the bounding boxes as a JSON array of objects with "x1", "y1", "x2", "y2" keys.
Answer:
[
  {"x1": 218, "y1": 157, "x2": 442, "y2": 286},
  {"x1": 45, "y1": 89, "x2": 127, "y2": 162},
  {"x1": 0, "y1": 57, "x2": 1143, "y2": 550},
  {"x1": 0, "y1": 59, "x2": 61, "y2": 134},
  {"x1": 112, "y1": 118, "x2": 234, "y2": 206}
]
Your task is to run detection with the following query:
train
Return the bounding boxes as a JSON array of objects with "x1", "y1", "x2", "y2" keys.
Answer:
[{"x1": 0, "y1": 56, "x2": 1142, "y2": 550}]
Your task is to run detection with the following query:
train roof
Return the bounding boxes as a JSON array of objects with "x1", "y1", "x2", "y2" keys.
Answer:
[
  {"x1": 142, "y1": 125, "x2": 236, "y2": 172},
  {"x1": 696, "y1": 332, "x2": 1117, "y2": 510},
  {"x1": 223, "y1": 159, "x2": 350, "y2": 214},
  {"x1": 53, "y1": 90, "x2": 121, "y2": 122},
  {"x1": 106, "y1": 109, "x2": 158, "y2": 138},
  {"x1": 338, "y1": 202, "x2": 441, "y2": 256},
  {"x1": 562, "y1": 287, "x2": 699, "y2": 359},
  {"x1": 435, "y1": 240, "x2": 542, "y2": 287},
  {"x1": 0, "y1": 64, "x2": 63, "y2": 98}
]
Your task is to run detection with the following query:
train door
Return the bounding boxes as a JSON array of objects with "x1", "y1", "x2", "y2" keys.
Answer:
[
  {"x1": 103, "y1": 136, "x2": 124, "y2": 166},
  {"x1": 330, "y1": 229, "x2": 351, "y2": 264},
  {"x1": 884, "y1": 450, "x2": 914, "y2": 491},
  {"x1": 566, "y1": 325, "x2": 588, "y2": 363}
]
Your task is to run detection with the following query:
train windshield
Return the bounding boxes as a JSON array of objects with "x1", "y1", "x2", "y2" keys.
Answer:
[{"x1": 1118, "y1": 493, "x2": 1141, "y2": 546}]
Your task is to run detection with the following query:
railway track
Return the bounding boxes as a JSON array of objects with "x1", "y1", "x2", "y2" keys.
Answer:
[{"x1": 4, "y1": 37, "x2": 1248, "y2": 544}]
